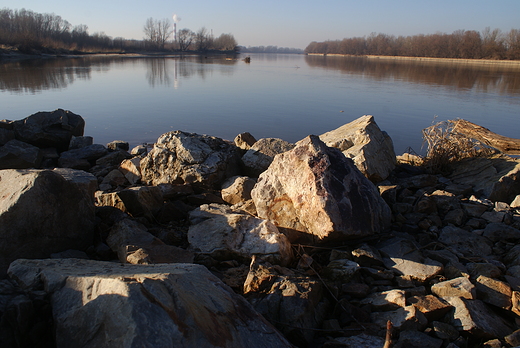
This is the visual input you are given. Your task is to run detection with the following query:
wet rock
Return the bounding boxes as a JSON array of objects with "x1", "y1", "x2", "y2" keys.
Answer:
[
  {"x1": 12, "y1": 109, "x2": 85, "y2": 151},
  {"x1": 0, "y1": 139, "x2": 42, "y2": 169},
  {"x1": 241, "y1": 137, "x2": 295, "y2": 177},
  {"x1": 0, "y1": 169, "x2": 96, "y2": 275},
  {"x1": 221, "y1": 175, "x2": 256, "y2": 205},
  {"x1": 140, "y1": 130, "x2": 241, "y2": 190},
  {"x1": 318, "y1": 115, "x2": 396, "y2": 182},
  {"x1": 251, "y1": 135, "x2": 391, "y2": 243},
  {"x1": 7, "y1": 258, "x2": 292, "y2": 348},
  {"x1": 188, "y1": 204, "x2": 292, "y2": 265}
]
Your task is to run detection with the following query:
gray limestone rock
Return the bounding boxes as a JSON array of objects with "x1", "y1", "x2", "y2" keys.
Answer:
[
  {"x1": 7, "y1": 258, "x2": 292, "y2": 348},
  {"x1": 188, "y1": 204, "x2": 293, "y2": 265},
  {"x1": 140, "y1": 130, "x2": 241, "y2": 190},
  {"x1": 0, "y1": 169, "x2": 96, "y2": 275}
]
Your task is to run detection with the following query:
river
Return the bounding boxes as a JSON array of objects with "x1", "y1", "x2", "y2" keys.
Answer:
[{"x1": 1, "y1": 53, "x2": 519, "y2": 155}]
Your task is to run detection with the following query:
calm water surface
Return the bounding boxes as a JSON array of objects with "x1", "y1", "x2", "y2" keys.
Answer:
[{"x1": 1, "y1": 54, "x2": 519, "y2": 154}]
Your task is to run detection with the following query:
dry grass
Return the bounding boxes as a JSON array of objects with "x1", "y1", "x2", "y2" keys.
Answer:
[{"x1": 421, "y1": 119, "x2": 496, "y2": 173}]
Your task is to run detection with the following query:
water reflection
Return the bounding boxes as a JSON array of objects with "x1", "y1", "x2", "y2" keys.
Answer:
[
  {"x1": 0, "y1": 55, "x2": 240, "y2": 93},
  {"x1": 0, "y1": 58, "x2": 93, "y2": 93},
  {"x1": 305, "y1": 55, "x2": 520, "y2": 96}
]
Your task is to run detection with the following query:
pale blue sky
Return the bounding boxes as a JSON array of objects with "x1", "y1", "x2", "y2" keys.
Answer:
[{"x1": 2, "y1": 0, "x2": 519, "y2": 49}]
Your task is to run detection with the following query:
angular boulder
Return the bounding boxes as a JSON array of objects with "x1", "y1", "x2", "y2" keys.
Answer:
[
  {"x1": 0, "y1": 139, "x2": 42, "y2": 169},
  {"x1": 319, "y1": 115, "x2": 396, "y2": 182},
  {"x1": 7, "y1": 258, "x2": 292, "y2": 348},
  {"x1": 221, "y1": 175, "x2": 257, "y2": 205},
  {"x1": 449, "y1": 155, "x2": 520, "y2": 203},
  {"x1": 241, "y1": 138, "x2": 295, "y2": 177},
  {"x1": 188, "y1": 204, "x2": 292, "y2": 265},
  {"x1": 0, "y1": 169, "x2": 96, "y2": 275},
  {"x1": 140, "y1": 131, "x2": 241, "y2": 190},
  {"x1": 106, "y1": 218, "x2": 193, "y2": 264},
  {"x1": 12, "y1": 109, "x2": 85, "y2": 152},
  {"x1": 251, "y1": 135, "x2": 391, "y2": 243},
  {"x1": 96, "y1": 186, "x2": 164, "y2": 221}
]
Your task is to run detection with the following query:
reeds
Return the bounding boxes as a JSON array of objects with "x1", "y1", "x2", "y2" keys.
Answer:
[{"x1": 421, "y1": 119, "x2": 496, "y2": 173}]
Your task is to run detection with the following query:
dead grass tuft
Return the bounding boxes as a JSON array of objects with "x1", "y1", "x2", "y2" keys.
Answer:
[{"x1": 421, "y1": 118, "x2": 496, "y2": 173}]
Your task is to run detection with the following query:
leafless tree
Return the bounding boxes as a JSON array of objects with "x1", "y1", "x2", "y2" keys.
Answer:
[
  {"x1": 177, "y1": 28, "x2": 195, "y2": 51},
  {"x1": 143, "y1": 17, "x2": 173, "y2": 50},
  {"x1": 195, "y1": 27, "x2": 211, "y2": 51}
]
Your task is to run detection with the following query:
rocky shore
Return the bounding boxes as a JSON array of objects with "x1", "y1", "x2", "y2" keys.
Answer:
[{"x1": 1, "y1": 109, "x2": 520, "y2": 347}]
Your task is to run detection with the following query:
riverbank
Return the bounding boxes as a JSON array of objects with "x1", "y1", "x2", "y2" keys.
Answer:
[
  {"x1": 0, "y1": 44, "x2": 240, "y2": 61},
  {"x1": 307, "y1": 53, "x2": 520, "y2": 68}
]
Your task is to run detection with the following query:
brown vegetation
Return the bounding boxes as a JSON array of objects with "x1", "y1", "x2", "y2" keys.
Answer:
[
  {"x1": 421, "y1": 119, "x2": 498, "y2": 173},
  {"x1": 0, "y1": 7, "x2": 238, "y2": 55},
  {"x1": 306, "y1": 28, "x2": 520, "y2": 60}
]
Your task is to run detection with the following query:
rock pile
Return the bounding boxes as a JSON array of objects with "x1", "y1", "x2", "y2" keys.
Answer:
[{"x1": 1, "y1": 110, "x2": 520, "y2": 347}]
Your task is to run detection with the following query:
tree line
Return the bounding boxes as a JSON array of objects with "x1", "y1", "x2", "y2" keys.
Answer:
[
  {"x1": 142, "y1": 18, "x2": 237, "y2": 52},
  {"x1": 305, "y1": 28, "x2": 520, "y2": 60},
  {"x1": 0, "y1": 8, "x2": 238, "y2": 54},
  {"x1": 238, "y1": 46, "x2": 303, "y2": 54}
]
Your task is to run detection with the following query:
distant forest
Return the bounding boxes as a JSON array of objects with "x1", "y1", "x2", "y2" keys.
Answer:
[
  {"x1": 0, "y1": 8, "x2": 237, "y2": 54},
  {"x1": 238, "y1": 46, "x2": 303, "y2": 54},
  {"x1": 305, "y1": 28, "x2": 520, "y2": 60}
]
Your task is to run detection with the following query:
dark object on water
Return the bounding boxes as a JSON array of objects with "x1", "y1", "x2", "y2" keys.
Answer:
[{"x1": 243, "y1": 56, "x2": 251, "y2": 63}]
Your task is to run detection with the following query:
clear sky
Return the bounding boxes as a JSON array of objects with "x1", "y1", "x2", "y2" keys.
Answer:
[{"x1": 2, "y1": 0, "x2": 519, "y2": 49}]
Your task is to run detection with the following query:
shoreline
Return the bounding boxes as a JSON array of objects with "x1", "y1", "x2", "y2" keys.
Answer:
[{"x1": 307, "y1": 53, "x2": 520, "y2": 68}]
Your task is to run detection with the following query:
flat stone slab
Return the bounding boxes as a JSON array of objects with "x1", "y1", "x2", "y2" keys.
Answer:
[{"x1": 8, "y1": 258, "x2": 292, "y2": 348}]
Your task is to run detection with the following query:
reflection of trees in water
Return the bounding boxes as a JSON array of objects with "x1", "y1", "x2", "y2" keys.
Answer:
[
  {"x1": 146, "y1": 59, "x2": 171, "y2": 87},
  {"x1": 305, "y1": 56, "x2": 520, "y2": 97},
  {"x1": 145, "y1": 56, "x2": 239, "y2": 87},
  {"x1": 0, "y1": 58, "x2": 93, "y2": 93}
]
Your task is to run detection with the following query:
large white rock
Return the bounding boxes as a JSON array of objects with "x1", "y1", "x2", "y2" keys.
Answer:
[
  {"x1": 140, "y1": 131, "x2": 241, "y2": 190},
  {"x1": 8, "y1": 258, "x2": 292, "y2": 348},
  {"x1": 319, "y1": 115, "x2": 396, "y2": 182},
  {"x1": 188, "y1": 204, "x2": 293, "y2": 265},
  {"x1": 251, "y1": 135, "x2": 391, "y2": 243},
  {"x1": 0, "y1": 169, "x2": 96, "y2": 275}
]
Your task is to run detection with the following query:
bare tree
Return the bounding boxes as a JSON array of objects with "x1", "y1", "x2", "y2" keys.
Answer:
[
  {"x1": 143, "y1": 17, "x2": 173, "y2": 50},
  {"x1": 195, "y1": 27, "x2": 211, "y2": 51},
  {"x1": 177, "y1": 28, "x2": 194, "y2": 51}
]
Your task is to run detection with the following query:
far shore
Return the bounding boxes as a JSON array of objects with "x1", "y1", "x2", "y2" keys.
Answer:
[{"x1": 307, "y1": 53, "x2": 520, "y2": 68}]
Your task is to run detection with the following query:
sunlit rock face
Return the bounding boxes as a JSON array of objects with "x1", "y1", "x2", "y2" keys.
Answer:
[{"x1": 251, "y1": 135, "x2": 391, "y2": 243}]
